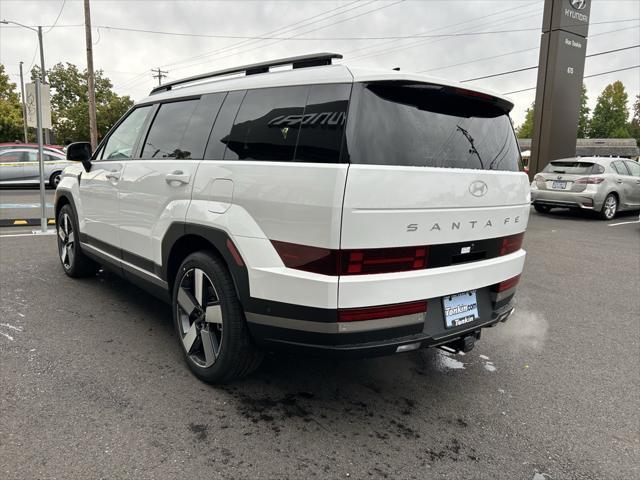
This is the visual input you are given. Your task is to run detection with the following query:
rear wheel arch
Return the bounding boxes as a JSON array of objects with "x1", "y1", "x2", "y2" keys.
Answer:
[{"x1": 162, "y1": 224, "x2": 249, "y2": 304}]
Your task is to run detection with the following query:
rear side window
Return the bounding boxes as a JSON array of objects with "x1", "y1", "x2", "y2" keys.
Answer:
[
  {"x1": 142, "y1": 100, "x2": 200, "y2": 159},
  {"x1": 205, "y1": 90, "x2": 245, "y2": 160},
  {"x1": 611, "y1": 161, "x2": 630, "y2": 175},
  {"x1": 624, "y1": 160, "x2": 640, "y2": 177},
  {"x1": 346, "y1": 82, "x2": 520, "y2": 171},
  {"x1": 224, "y1": 86, "x2": 309, "y2": 161},
  {"x1": 543, "y1": 161, "x2": 597, "y2": 175},
  {"x1": 295, "y1": 84, "x2": 350, "y2": 163},
  {"x1": 0, "y1": 151, "x2": 26, "y2": 162}
]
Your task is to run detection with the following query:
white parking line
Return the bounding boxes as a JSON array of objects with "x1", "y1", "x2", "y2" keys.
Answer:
[
  {"x1": 0, "y1": 231, "x2": 56, "y2": 238},
  {"x1": 608, "y1": 220, "x2": 640, "y2": 227}
]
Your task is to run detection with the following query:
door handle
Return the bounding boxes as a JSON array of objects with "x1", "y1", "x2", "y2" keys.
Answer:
[
  {"x1": 615, "y1": 179, "x2": 623, "y2": 184},
  {"x1": 105, "y1": 170, "x2": 121, "y2": 181},
  {"x1": 165, "y1": 170, "x2": 190, "y2": 185}
]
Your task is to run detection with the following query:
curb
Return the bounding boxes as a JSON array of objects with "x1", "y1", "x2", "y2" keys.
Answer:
[{"x1": 0, "y1": 218, "x2": 56, "y2": 227}]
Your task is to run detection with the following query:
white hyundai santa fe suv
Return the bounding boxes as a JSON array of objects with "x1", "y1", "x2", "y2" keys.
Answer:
[{"x1": 55, "y1": 53, "x2": 530, "y2": 383}]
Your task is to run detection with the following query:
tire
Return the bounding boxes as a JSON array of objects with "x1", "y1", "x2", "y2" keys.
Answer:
[
  {"x1": 49, "y1": 171, "x2": 62, "y2": 189},
  {"x1": 599, "y1": 193, "x2": 618, "y2": 220},
  {"x1": 534, "y1": 204, "x2": 551, "y2": 214},
  {"x1": 172, "y1": 251, "x2": 263, "y2": 383},
  {"x1": 56, "y1": 204, "x2": 98, "y2": 277}
]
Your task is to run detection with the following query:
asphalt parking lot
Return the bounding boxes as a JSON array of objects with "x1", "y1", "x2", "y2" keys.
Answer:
[
  {"x1": 1, "y1": 208, "x2": 638, "y2": 479},
  {"x1": 0, "y1": 188, "x2": 55, "y2": 226}
]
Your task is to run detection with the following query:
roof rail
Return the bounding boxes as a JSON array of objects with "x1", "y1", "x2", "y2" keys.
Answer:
[{"x1": 150, "y1": 52, "x2": 343, "y2": 95}]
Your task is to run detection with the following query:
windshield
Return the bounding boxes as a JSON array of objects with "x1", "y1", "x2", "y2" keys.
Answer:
[
  {"x1": 543, "y1": 161, "x2": 596, "y2": 175},
  {"x1": 346, "y1": 82, "x2": 520, "y2": 171}
]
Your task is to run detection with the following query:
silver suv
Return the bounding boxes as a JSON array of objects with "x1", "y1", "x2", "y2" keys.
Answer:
[{"x1": 531, "y1": 157, "x2": 640, "y2": 219}]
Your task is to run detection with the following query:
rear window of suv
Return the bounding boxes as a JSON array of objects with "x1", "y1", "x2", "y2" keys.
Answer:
[{"x1": 346, "y1": 82, "x2": 520, "y2": 171}]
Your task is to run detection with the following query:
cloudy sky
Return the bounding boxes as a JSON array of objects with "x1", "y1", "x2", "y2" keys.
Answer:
[{"x1": 1, "y1": 0, "x2": 638, "y2": 126}]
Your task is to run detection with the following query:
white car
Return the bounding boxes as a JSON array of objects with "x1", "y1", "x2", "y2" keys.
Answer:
[
  {"x1": 55, "y1": 53, "x2": 530, "y2": 383},
  {"x1": 0, "y1": 147, "x2": 71, "y2": 187}
]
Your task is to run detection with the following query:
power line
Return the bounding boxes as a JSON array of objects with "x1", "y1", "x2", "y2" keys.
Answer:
[
  {"x1": 44, "y1": 0, "x2": 67, "y2": 34},
  {"x1": 165, "y1": 0, "x2": 405, "y2": 74},
  {"x1": 159, "y1": 0, "x2": 367, "y2": 69},
  {"x1": 419, "y1": 23, "x2": 640, "y2": 74},
  {"x1": 502, "y1": 65, "x2": 640, "y2": 95},
  {"x1": 461, "y1": 44, "x2": 639, "y2": 83}
]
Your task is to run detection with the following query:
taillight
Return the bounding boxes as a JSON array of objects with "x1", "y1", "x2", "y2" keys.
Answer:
[
  {"x1": 341, "y1": 246, "x2": 428, "y2": 275},
  {"x1": 493, "y1": 274, "x2": 521, "y2": 292},
  {"x1": 574, "y1": 177, "x2": 604, "y2": 184},
  {"x1": 338, "y1": 300, "x2": 427, "y2": 322},
  {"x1": 271, "y1": 241, "x2": 429, "y2": 276},
  {"x1": 499, "y1": 233, "x2": 524, "y2": 256},
  {"x1": 270, "y1": 241, "x2": 339, "y2": 276}
]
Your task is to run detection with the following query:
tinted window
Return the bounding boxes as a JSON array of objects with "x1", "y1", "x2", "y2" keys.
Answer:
[
  {"x1": 205, "y1": 90, "x2": 245, "y2": 159},
  {"x1": 180, "y1": 93, "x2": 225, "y2": 159},
  {"x1": 102, "y1": 106, "x2": 152, "y2": 160},
  {"x1": 543, "y1": 161, "x2": 596, "y2": 175},
  {"x1": 224, "y1": 86, "x2": 309, "y2": 161},
  {"x1": 142, "y1": 100, "x2": 199, "y2": 159},
  {"x1": 295, "y1": 84, "x2": 350, "y2": 163},
  {"x1": 347, "y1": 83, "x2": 520, "y2": 171},
  {"x1": 0, "y1": 151, "x2": 25, "y2": 162},
  {"x1": 612, "y1": 161, "x2": 630, "y2": 175},
  {"x1": 624, "y1": 160, "x2": 640, "y2": 177}
]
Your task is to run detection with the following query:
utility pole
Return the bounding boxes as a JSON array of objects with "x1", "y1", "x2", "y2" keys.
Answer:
[
  {"x1": 19, "y1": 61, "x2": 28, "y2": 143},
  {"x1": 84, "y1": 0, "x2": 98, "y2": 150},
  {"x1": 152, "y1": 67, "x2": 168, "y2": 86}
]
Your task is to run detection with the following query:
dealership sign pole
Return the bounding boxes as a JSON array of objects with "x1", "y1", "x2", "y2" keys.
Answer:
[
  {"x1": 529, "y1": 0, "x2": 591, "y2": 180},
  {"x1": 25, "y1": 80, "x2": 52, "y2": 233}
]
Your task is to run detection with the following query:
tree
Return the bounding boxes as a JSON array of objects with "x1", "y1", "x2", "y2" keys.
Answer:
[
  {"x1": 589, "y1": 81, "x2": 630, "y2": 138},
  {"x1": 629, "y1": 94, "x2": 640, "y2": 146},
  {"x1": 577, "y1": 83, "x2": 590, "y2": 138},
  {"x1": 516, "y1": 103, "x2": 535, "y2": 138},
  {"x1": 0, "y1": 64, "x2": 25, "y2": 142},
  {"x1": 32, "y1": 63, "x2": 133, "y2": 143}
]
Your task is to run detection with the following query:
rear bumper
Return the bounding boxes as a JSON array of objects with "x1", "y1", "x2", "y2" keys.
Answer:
[
  {"x1": 531, "y1": 188, "x2": 603, "y2": 210},
  {"x1": 245, "y1": 288, "x2": 516, "y2": 358}
]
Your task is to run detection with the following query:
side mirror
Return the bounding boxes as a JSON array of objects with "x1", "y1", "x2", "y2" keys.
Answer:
[{"x1": 66, "y1": 142, "x2": 93, "y2": 172}]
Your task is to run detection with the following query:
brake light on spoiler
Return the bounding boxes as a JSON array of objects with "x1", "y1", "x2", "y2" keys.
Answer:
[{"x1": 272, "y1": 232, "x2": 524, "y2": 276}]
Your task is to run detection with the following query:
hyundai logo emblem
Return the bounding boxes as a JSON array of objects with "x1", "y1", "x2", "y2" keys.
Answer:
[
  {"x1": 469, "y1": 180, "x2": 488, "y2": 197},
  {"x1": 570, "y1": 0, "x2": 587, "y2": 10}
]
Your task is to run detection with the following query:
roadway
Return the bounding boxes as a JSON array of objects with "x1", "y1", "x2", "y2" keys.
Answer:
[
  {"x1": 0, "y1": 187, "x2": 55, "y2": 225},
  {"x1": 1, "y1": 209, "x2": 639, "y2": 479}
]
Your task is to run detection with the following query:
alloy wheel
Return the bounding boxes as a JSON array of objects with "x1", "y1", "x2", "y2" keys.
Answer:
[
  {"x1": 176, "y1": 268, "x2": 223, "y2": 368},
  {"x1": 58, "y1": 213, "x2": 75, "y2": 269},
  {"x1": 604, "y1": 195, "x2": 617, "y2": 219}
]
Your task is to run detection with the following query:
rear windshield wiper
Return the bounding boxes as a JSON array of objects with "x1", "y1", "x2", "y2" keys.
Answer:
[{"x1": 456, "y1": 125, "x2": 484, "y2": 169}]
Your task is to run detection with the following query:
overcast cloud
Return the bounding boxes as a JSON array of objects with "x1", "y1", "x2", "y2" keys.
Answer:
[{"x1": 0, "y1": 0, "x2": 638, "y2": 126}]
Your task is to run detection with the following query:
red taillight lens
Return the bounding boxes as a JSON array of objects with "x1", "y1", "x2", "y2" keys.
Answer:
[
  {"x1": 338, "y1": 300, "x2": 427, "y2": 322},
  {"x1": 493, "y1": 274, "x2": 521, "y2": 292},
  {"x1": 341, "y1": 246, "x2": 428, "y2": 275},
  {"x1": 574, "y1": 176, "x2": 604, "y2": 184},
  {"x1": 271, "y1": 240, "x2": 339, "y2": 275},
  {"x1": 499, "y1": 233, "x2": 524, "y2": 256},
  {"x1": 272, "y1": 241, "x2": 429, "y2": 276}
]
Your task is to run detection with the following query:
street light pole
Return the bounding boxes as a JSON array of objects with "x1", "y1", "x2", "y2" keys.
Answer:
[
  {"x1": 35, "y1": 78, "x2": 47, "y2": 233},
  {"x1": 19, "y1": 61, "x2": 28, "y2": 143}
]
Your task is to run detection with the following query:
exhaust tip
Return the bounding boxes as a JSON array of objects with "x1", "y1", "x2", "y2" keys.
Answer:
[{"x1": 396, "y1": 342, "x2": 421, "y2": 353}]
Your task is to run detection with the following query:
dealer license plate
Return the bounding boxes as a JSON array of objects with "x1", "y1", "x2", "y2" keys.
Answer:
[
  {"x1": 442, "y1": 290, "x2": 479, "y2": 329},
  {"x1": 552, "y1": 180, "x2": 567, "y2": 190}
]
